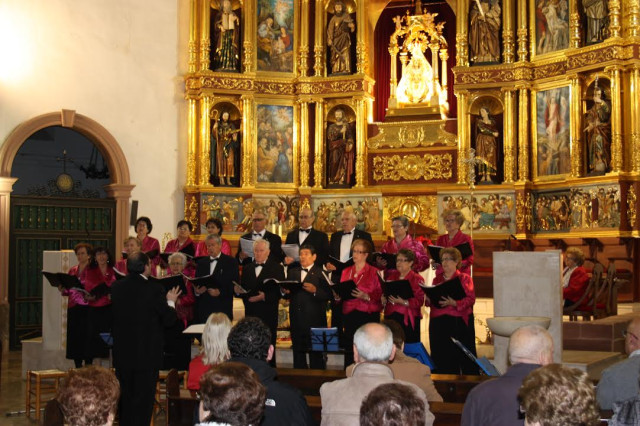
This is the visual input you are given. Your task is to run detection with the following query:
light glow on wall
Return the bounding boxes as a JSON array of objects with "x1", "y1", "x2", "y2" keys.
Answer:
[{"x1": 0, "y1": 4, "x2": 34, "y2": 84}]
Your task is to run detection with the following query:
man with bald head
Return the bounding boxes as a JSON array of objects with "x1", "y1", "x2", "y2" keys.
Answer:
[
  {"x1": 284, "y1": 207, "x2": 329, "y2": 267},
  {"x1": 597, "y1": 316, "x2": 640, "y2": 409},
  {"x1": 461, "y1": 324, "x2": 553, "y2": 426},
  {"x1": 320, "y1": 323, "x2": 434, "y2": 426}
]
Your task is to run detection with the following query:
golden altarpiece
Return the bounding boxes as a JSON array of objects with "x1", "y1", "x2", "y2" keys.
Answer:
[{"x1": 183, "y1": 0, "x2": 640, "y2": 300}]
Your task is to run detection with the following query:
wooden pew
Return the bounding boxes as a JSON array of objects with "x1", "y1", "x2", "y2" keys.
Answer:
[{"x1": 431, "y1": 373, "x2": 490, "y2": 403}]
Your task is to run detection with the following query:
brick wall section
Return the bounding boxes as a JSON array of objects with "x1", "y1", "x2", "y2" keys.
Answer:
[{"x1": 563, "y1": 314, "x2": 640, "y2": 353}]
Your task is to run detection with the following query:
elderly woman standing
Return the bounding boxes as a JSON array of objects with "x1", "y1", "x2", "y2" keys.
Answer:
[
  {"x1": 426, "y1": 247, "x2": 478, "y2": 375},
  {"x1": 434, "y1": 209, "x2": 474, "y2": 275},
  {"x1": 188, "y1": 313, "x2": 232, "y2": 391},
  {"x1": 379, "y1": 216, "x2": 429, "y2": 272},
  {"x1": 135, "y1": 216, "x2": 161, "y2": 274},
  {"x1": 562, "y1": 247, "x2": 590, "y2": 308}
]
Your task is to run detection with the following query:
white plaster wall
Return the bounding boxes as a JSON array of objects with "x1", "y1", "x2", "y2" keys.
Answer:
[{"x1": 0, "y1": 0, "x2": 190, "y2": 239}]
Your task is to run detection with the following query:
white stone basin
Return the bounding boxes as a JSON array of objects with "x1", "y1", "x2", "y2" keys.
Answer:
[{"x1": 486, "y1": 316, "x2": 551, "y2": 337}]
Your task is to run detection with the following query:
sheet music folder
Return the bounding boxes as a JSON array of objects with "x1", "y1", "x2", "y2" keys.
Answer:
[
  {"x1": 421, "y1": 276, "x2": 466, "y2": 301},
  {"x1": 42, "y1": 271, "x2": 82, "y2": 290},
  {"x1": 428, "y1": 242, "x2": 472, "y2": 264},
  {"x1": 377, "y1": 275, "x2": 414, "y2": 300},
  {"x1": 333, "y1": 279, "x2": 357, "y2": 301},
  {"x1": 151, "y1": 274, "x2": 188, "y2": 294},
  {"x1": 450, "y1": 337, "x2": 501, "y2": 376}
]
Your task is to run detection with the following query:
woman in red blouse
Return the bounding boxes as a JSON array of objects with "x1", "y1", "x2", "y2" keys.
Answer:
[
  {"x1": 339, "y1": 238, "x2": 383, "y2": 367},
  {"x1": 187, "y1": 313, "x2": 231, "y2": 391},
  {"x1": 379, "y1": 216, "x2": 429, "y2": 272},
  {"x1": 426, "y1": 247, "x2": 478, "y2": 375},
  {"x1": 195, "y1": 218, "x2": 232, "y2": 257},
  {"x1": 136, "y1": 216, "x2": 161, "y2": 274},
  {"x1": 383, "y1": 248, "x2": 425, "y2": 343},
  {"x1": 164, "y1": 220, "x2": 196, "y2": 275},
  {"x1": 562, "y1": 247, "x2": 589, "y2": 308},
  {"x1": 63, "y1": 242, "x2": 93, "y2": 367},
  {"x1": 433, "y1": 209, "x2": 474, "y2": 275},
  {"x1": 114, "y1": 236, "x2": 141, "y2": 274},
  {"x1": 84, "y1": 247, "x2": 116, "y2": 361}
]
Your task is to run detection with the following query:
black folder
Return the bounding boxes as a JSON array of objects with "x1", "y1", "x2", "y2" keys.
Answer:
[
  {"x1": 159, "y1": 246, "x2": 196, "y2": 264},
  {"x1": 427, "y1": 242, "x2": 472, "y2": 264},
  {"x1": 421, "y1": 276, "x2": 466, "y2": 301},
  {"x1": 370, "y1": 252, "x2": 397, "y2": 270},
  {"x1": 152, "y1": 274, "x2": 188, "y2": 295},
  {"x1": 377, "y1": 275, "x2": 414, "y2": 300},
  {"x1": 264, "y1": 278, "x2": 302, "y2": 293},
  {"x1": 145, "y1": 248, "x2": 160, "y2": 259},
  {"x1": 328, "y1": 255, "x2": 354, "y2": 269},
  {"x1": 185, "y1": 274, "x2": 219, "y2": 289},
  {"x1": 42, "y1": 271, "x2": 83, "y2": 291},
  {"x1": 90, "y1": 282, "x2": 111, "y2": 299},
  {"x1": 334, "y1": 279, "x2": 357, "y2": 301}
]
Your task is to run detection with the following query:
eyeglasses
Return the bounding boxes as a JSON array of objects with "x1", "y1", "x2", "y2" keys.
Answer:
[
  {"x1": 352, "y1": 249, "x2": 368, "y2": 254},
  {"x1": 623, "y1": 330, "x2": 639, "y2": 340},
  {"x1": 299, "y1": 215, "x2": 312, "y2": 219},
  {"x1": 441, "y1": 257, "x2": 455, "y2": 262},
  {"x1": 566, "y1": 257, "x2": 577, "y2": 262},
  {"x1": 169, "y1": 262, "x2": 184, "y2": 266},
  {"x1": 391, "y1": 225, "x2": 404, "y2": 229},
  {"x1": 445, "y1": 219, "x2": 456, "y2": 223}
]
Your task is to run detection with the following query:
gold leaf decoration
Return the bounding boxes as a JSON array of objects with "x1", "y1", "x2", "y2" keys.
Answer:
[{"x1": 372, "y1": 154, "x2": 453, "y2": 181}]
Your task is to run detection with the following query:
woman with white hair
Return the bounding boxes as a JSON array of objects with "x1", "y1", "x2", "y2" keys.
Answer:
[{"x1": 188, "y1": 313, "x2": 232, "y2": 391}]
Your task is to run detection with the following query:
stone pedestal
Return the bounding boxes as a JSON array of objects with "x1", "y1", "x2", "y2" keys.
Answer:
[{"x1": 41, "y1": 251, "x2": 77, "y2": 351}]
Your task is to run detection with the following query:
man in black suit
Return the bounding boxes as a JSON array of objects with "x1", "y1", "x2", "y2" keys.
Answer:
[
  {"x1": 284, "y1": 244, "x2": 332, "y2": 369},
  {"x1": 111, "y1": 251, "x2": 180, "y2": 426},
  {"x1": 195, "y1": 234, "x2": 239, "y2": 322},
  {"x1": 237, "y1": 210, "x2": 284, "y2": 265},
  {"x1": 326, "y1": 210, "x2": 374, "y2": 348},
  {"x1": 234, "y1": 238, "x2": 284, "y2": 366},
  {"x1": 284, "y1": 207, "x2": 329, "y2": 267}
]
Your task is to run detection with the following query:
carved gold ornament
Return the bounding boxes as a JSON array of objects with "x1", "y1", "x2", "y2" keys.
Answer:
[
  {"x1": 516, "y1": 192, "x2": 532, "y2": 232},
  {"x1": 373, "y1": 153, "x2": 453, "y2": 181},
  {"x1": 628, "y1": 185, "x2": 637, "y2": 228},
  {"x1": 384, "y1": 195, "x2": 438, "y2": 232}
]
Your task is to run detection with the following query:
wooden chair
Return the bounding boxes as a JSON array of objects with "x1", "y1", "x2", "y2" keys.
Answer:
[
  {"x1": 166, "y1": 369, "x2": 197, "y2": 426},
  {"x1": 26, "y1": 369, "x2": 67, "y2": 420},
  {"x1": 563, "y1": 262, "x2": 604, "y2": 321}
]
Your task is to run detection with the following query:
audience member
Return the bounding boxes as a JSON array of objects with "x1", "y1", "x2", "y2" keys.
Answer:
[
  {"x1": 597, "y1": 316, "x2": 640, "y2": 409},
  {"x1": 518, "y1": 364, "x2": 600, "y2": 426},
  {"x1": 57, "y1": 366, "x2": 120, "y2": 426},
  {"x1": 227, "y1": 317, "x2": 314, "y2": 425},
  {"x1": 320, "y1": 322, "x2": 434, "y2": 426},
  {"x1": 197, "y1": 362, "x2": 266, "y2": 426},
  {"x1": 188, "y1": 312, "x2": 232, "y2": 391},
  {"x1": 462, "y1": 324, "x2": 553, "y2": 425},
  {"x1": 360, "y1": 382, "x2": 426, "y2": 426}
]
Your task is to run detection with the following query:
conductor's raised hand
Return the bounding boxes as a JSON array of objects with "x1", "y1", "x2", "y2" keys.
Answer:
[{"x1": 166, "y1": 286, "x2": 182, "y2": 303}]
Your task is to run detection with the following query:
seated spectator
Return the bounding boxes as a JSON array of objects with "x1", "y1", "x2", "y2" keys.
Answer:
[
  {"x1": 197, "y1": 362, "x2": 266, "y2": 426},
  {"x1": 56, "y1": 366, "x2": 120, "y2": 426},
  {"x1": 188, "y1": 312, "x2": 232, "y2": 390},
  {"x1": 346, "y1": 319, "x2": 442, "y2": 402},
  {"x1": 518, "y1": 364, "x2": 599, "y2": 426},
  {"x1": 360, "y1": 382, "x2": 426, "y2": 426},
  {"x1": 597, "y1": 316, "x2": 640, "y2": 409},
  {"x1": 562, "y1": 247, "x2": 590, "y2": 307}
]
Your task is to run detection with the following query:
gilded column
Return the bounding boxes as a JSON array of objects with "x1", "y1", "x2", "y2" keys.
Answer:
[
  {"x1": 631, "y1": 66, "x2": 640, "y2": 172},
  {"x1": 0, "y1": 177, "x2": 18, "y2": 305},
  {"x1": 609, "y1": 0, "x2": 621, "y2": 38},
  {"x1": 299, "y1": 0, "x2": 309, "y2": 77},
  {"x1": 607, "y1": 65, "x2": 623, "y2": 172},
  {"x1": 388, "y1": 46, "x2": 399, "y2": 107},
  {"x1": 313, "y1": 0, "x2": 324, "y2": 76},
  {"x1": 243, "y1": 0, "x2": 254, "y2": 72},
  {"x1": 313, "y1": 101, "x2": 325, "y2": 188},
  {"x1": 200, "y1": 95, "x2": 213, "y2": 186},
  {"x1": 354, "y1": 98, "x2": 366, "y2": 188},
  {"x1": 517, "y1": 86, "x2": 530, "y2": 181},
  {"x1": 200, "y1": 0, "x2": 211, "y2": 71},
  {"x1": 503, "y1": 88, "x2": 517, "y2": 183},
  {"x1": 569, "y1": 0, "x2": 581, "y2": 48},
  {"x1": 570, "y1": 75, "x2": 582, "y2": 177},
  {"x1": 503, "y1": 0, "x2": 515, "y2": 63},
  {"x1": 626, "y1": 0, "x2": 640, "y2": 38},
  {"x1": 455, "y1": 0, "x2": 469, "y2": 66},
  {"x1": 299, "y1": 100, "x2": 310, "y2": 188},
  {"x1": 188, "y1": 0, "x2": 199, "y2": 72},
  {"x1": 456, "y1": 90, "x2": 470, "y2": 184},
  {"x1": 187, "y1": 96, "x2": 198, "y2": 186},
  {"x1": 355, "y1": 0, "x2": 367, "y2": 75},
  {"x1": 517, "y1": 0, "x2": 528, "y2": 61},
  {"x1": 241, "y1": 95, "x2": 254, "y2": 187}
]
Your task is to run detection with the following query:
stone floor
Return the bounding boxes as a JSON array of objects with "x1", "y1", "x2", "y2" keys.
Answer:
[{"x1": 1, "y1": 351, "x2": 37, "y2": 425}]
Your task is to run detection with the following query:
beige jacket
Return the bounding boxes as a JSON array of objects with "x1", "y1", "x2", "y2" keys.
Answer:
[{"x1": 320, "y1": 362, "x2": 435, "y2": 426}]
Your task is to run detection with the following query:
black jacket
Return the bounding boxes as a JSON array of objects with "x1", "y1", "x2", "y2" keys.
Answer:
[
  {"x1": 229, "y1": 357, "x2": 315, "y2": 426},
  {"x1": 194, "y1": 253, "x2": 239, "y2": 322},
  {"x1": 239, "y1": 259, "x2": 285, "y2": 338},
  {"x1": 328, "y1": 228, "x2": 374, "y2": 283},
  {"x1": 285, "y1": 228, "x2": 330, "y2": 267},
  {"x1": 285, "y1": 265, "x2": 331, "y2": 347},
  {"x1": 236, "y1": 230, "x2": 284, "y2": 265}
]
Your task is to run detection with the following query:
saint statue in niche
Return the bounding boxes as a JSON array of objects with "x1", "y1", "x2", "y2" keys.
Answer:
[
  {"x1": 468, "y1": 0, "x2": 502, "y2": 63},
  {"x1": 327, "y1": 0, "x2": 355, "y2": 75},
  {"x1": 210, "y1": 109, "x2": 240, "y2": 186},
  {"x1": 475, "y1": 106, "x2": 500, "y2": 182},
  {"x1": 584, "y1": 82, "x2": 611, "y2": 175},
  {"x1": 212, "y1": 0, "x2": 240, "y2": 72},
  {"x1": 326, "y1": 108, "x2": 355, "y2": 186},
  {"x1": 583, "y1": 0, "x2": 608, "y2": 44}
]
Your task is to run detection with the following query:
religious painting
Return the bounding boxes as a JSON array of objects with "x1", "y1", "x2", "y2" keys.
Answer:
[
  {"x1": 200, "y1": 193, "x2": 251, "y2": 234},
  {"x1": 470, "y1": 97, "x2": 503, "y2": 184},
  {"x1": 583, "y1": 78, "x2": 611, "y2": 176},
  {"x1": 255, "y1": 103, "x2": 295, "y2": 186},
  {"x1": 311, "y1": 194, "x2": 383, "y2": 234},
  {"x1": 210, "y1": 0, "x2": 242, "y2": 72},
  {"x1": 581, "y1": 0, "x2": 608, "y2": 45},
  {"x1": 468, "y1": 0, "x2": 502, "y2": 64},
  {"x1": 531, "y1": 191, "x2": 571, "y2": 232},
  {"x1": 252, "y1": 194, "x2": 300, "y2": 236},
  {"x1": 533, "y1": 0, "x2": 570, "y2": 56},
  {"x1": 326, "y1": 0, "x2": 356, "y2": 75},
  {"x1": 209, "y1": 102, "x2": 241, "y2": 187},
  {"x1": 438, "y1": 192, "x2": 516, "y2": 234},
  {"x1": 326, "y1": 106, "x2": 356, "y2": 188},
  {"x1": 534, "y1": 86, "x2": 571, "y2": 179},
  {"x1": 256, "y1": 0, "x2": 294, "y2": 73}
]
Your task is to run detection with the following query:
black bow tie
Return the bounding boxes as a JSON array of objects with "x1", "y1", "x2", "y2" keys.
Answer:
[
  {"x1": 255, "y1": 263, "x2": 265, "y2": 267},
  {"x1": 302, "y1": 268, "x2": 309, "y2": 273},
  {"x1": 300, "y1": 228, "x2": 311, "y2": 233},
  {"x1": 253, "y1": 233, "x2": 263, "y2": 237},
  {"x1": 210, "y1": 257, "x2": 218, "y2": 263},
  {"x1": 343, "y1": 231, "x2": 352, "y2": 235}
]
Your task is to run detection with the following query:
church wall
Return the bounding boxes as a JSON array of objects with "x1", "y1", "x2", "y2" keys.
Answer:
[{"x1": 0, "y1": 0, "x2": 191, "y2": 239}]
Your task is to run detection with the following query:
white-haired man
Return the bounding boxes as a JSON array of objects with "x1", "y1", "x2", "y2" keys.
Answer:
[
  {"x1": 461, "y1": 324, "x2": 554, "y2": 426},
  {"x1": 319, "y1": 323, "x2": 434, "y2": 426}
]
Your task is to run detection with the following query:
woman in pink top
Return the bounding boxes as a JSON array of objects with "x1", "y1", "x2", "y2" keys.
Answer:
[
  {"x1": 195, "y1": 218, "x2": 232, "y2": 257},
  {"x1": 433, "y1": 209, "x2": 474, "y2": 275},
  {"x1": 339, "y1": 239, "x2": 383, "y2": 367},
  {"x1": 164, "y1": 220, "x2": 196, "y2": 276},
  {"x1": 383, "y1": 248, "x2": 425, "y2": 343},
  {"x1": 84, "y1": 247, "x2": 116, "y2": 360},
  {"x1": 426, "y1": 247, "x2": 477, "y2": 375},
  {"x1": 63, "y1": 242, "x2": 93, "y2": 368},
  {"x1": 136, "y1": 216, "x2": 161, "y2": 274},
  {"x1": 188, "y1": 313, "x2": 231, "y2": 391},
  {"x1": 379, "y1": 216, "x2": 429, "y2": 272},
  {"x1": 114, "y1": 236, "x2": 141, "y2": 274}
]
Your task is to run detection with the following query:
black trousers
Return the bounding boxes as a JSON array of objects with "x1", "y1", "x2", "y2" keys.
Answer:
[
  {"x1": 385, "y1": 312, "x2": 421, "y2": 343},
  {"x1": 116, "y1": 367, "x2": 159, "y2": 426},
  {"x1": 429, "y1": 314, "x2": 479, "y2": 375},
  {"x1": 343, "y1": 310, "x2": 380, "y2": 368}
]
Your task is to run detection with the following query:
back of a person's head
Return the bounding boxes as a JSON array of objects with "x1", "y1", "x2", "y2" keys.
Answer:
[
  {"x1": 382, "y1": 319, "x2": 406, "y2": 349},
  {"x1": 518, "y1": 363, "x2": 599, "y2": 426},
  {"x1": 227, "y1": 317, "x2": 271, "y2": 361},
  {"x1": 354, "y1": 323, "x2": 394, "y2": 362},
  {"x1": 57, "y1": 366, "x2": 120, "y2": 426},
  {"x1": 126, "y1": 251, "x2": 148, "y2": 274},
  {"x1": 202, "y1": 313, "x2": 232, "y2": 365},
  {"x1": 360, "y1": 382, "x2": 425, "y2": 426},
  {"x1": 508, "y1": 324, "x2": 553, "y2": 365},
  {"x1": 199, "y1": 362, "x2": 266, "y2": 426}
]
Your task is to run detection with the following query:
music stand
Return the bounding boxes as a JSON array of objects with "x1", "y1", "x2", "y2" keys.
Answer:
[{"x1": 311, "y1": 327, "x2": 339, "y2": 352}]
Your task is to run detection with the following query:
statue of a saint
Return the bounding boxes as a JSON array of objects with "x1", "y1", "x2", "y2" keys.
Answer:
[
  {"x1": 327, "y1": 0, "x2": 355, "y2": 75},
  {"x1": 475, "y1": 107, "x2": 499, "y2": 182},
  {"x1": 584, "y1": 86, "x2": 611, "y2": 175},
  {"x1": 583, "y1": 0, "x2": 608, "y2": 44},
  {"x1": 211, "y1": 110, "x2": 239, "y2": 186},
  {"x1": 468, "y1": 0, "x2": 502, "y2": 63},
  {"x1": 327, "y1": 108, "x2": 355, "y2": 186},
  {"x1": 213, "y1": 0, "x2": 240, "y2": 72}
]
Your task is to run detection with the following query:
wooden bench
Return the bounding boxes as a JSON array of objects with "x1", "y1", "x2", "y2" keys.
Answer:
[{"x1": 431, "y1": 373, "x2": 490, "y2": 403}]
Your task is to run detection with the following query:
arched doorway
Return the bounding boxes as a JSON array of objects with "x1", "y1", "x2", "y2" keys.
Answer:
[{"x1": 0, "y1": 110, "x2": 134, "y2": 349}]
